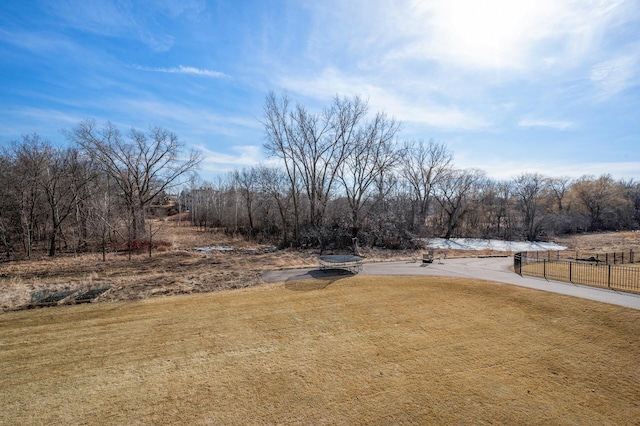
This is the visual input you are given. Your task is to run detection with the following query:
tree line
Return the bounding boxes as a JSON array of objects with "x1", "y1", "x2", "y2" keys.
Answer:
[
  {"x1": 183, "y1": 92, "x2": 640, "y2": 250},
  {"x1": 0, "y1": 122, "x2": 200, "y2": 259},
  {"x1": 1, "y1": 92, "x2": 639, "y2": 258}
]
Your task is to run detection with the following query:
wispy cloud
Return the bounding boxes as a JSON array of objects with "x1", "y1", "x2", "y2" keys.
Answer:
[
  {"x1": 0, "y1": 107, "x2": 86, "y2": 141},
  {"x1": 196, "y1": 144, "x2": 264, "y2": 175},
  {"x1": 274, "y1": 0, "x2": 635, "y2": 139},
  {"x1": 120, "y1": 99, "x2": 259, "y2": 137},
  {"x1": 456, "y1": 156, "x2": 640, "y2": 181},
  {"x1": 518, "y1": 118, "x2": 573, "y2": 130},
  {"x1": 278, "y1": 68, "x2": 490, "y2": 130},
  {"x1": 382, "y1": 1, "x2": 560, "y2": 71},
  {"x1": 0, "y1": 29, "x2": 77, "y2": 54},
  {"x1": 554, "y1": 161, "x2": 640, "y2": 180},
  {"x1": 307, "y1": 0, "x2": 632, "y2": 74},
  {"x1": 133, "y1": 65, "x2": 228, "y2": 79},
  {"x1": 47, "y1": 0, "x2": 176, "y2": 51},
  {"x1": 590, "y1": 53, "x2": 640, "y2": 98},
  {"x1": 3, "y1": 0, "x2": 639, "y2": 182}
]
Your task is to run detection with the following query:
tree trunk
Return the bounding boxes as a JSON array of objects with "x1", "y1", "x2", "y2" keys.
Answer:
[{"x1": 48, "y1": 229, "x2": 57, "y2": 256}]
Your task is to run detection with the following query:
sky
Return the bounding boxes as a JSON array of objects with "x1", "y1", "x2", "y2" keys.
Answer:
[{"x1": 1, "y1": 0, "x2": 640, "y2": 181}]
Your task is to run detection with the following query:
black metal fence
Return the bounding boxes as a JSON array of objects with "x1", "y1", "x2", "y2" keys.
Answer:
[
  {"x1": 518, "y1": 249, "x2": 637, "y2": 265},
  {"x1": 514, "y1": 252, "x2": 640, "y2": 294}
]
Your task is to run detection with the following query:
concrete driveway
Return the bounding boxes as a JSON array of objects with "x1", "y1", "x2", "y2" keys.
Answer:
[{"x1": 262, "y1": 257, "x2": 640, "y2": 311}]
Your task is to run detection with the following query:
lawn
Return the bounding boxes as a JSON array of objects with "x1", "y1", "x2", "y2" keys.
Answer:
[{"x1": 1, "y1": 275, "x2": 639, "y2": 425}]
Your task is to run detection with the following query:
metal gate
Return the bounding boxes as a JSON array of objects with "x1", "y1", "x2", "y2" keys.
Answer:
[{"x1": 514, "y1": 252, "x2": 522, "y2": 275}]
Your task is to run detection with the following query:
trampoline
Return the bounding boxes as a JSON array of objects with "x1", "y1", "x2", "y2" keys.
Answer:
[{"x1": 318, "y1": 255, "x2": 363, "y2": 274}]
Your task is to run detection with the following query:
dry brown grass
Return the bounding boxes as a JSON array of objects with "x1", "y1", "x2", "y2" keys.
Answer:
[
  {"x1": 0, "y1": 222, "x2": 321, "y2": 312},
  {"x1": 554, "y1": 231, "x2": 640, "y2": 253},
  {"x1": 521, "y1": 260, "x2": 640, "y2": 293},
  {"x1": 1, "y1": 275, "x2": 639, "y2": 425},
  {"x1": 0, "y1": 221, "x2": 431, "y2": 312},
  {"x1": 2, "y1": 225, "x2": 639, "y2": 312}
]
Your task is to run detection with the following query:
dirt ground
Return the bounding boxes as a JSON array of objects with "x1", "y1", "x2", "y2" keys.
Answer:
[
  {"x1": 1, "y1": 275, "x2": 639, "y2": 425},
  {"x1": 1, "y1": 224, "x2": 639, "y2": 312}
]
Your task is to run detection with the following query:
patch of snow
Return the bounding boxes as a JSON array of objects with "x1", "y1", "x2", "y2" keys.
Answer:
[
  {"x1": 423, "y1": 238, "x2": 567, "y2": 252},
  {"x1": 194, "y1": 245, "x2": 278, "y2": 254},
  {"x1": 194, "y1": 246, "x2": 234, "y2": 253}
]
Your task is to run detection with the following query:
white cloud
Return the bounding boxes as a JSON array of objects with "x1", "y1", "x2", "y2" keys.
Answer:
[
  {"x1": 590, "y1": 53, "x2": 640, "y2": 98},
  {"x1": 436, "y1": 0, "x2": 627, "y2": 71},
  {"x1": 395, "y1": 0, "x2": 559, "y2": 70},
  {"x1": 196, "y1": 144, "x2": 264, "y2": 175},
  {"x1": 278, "y1": 0, "x2": 636, "y2": 139},
  {"x1": 133, "y1": 65, "x2": 228, "y2": 79},
  {"x1": 278, "y1": 68, "x2": 490, "y2": 130},
  {"x1": 518, "y1": 118, "x2": 574, "y2": 130},
  {"x1": 309, "y1": 0, "x2": 632, "y2": 74},
  {"x1": 460, "y1": 157, "x2": 640, "y2": 181},
  {"x1": 48, "y1": 0, "x2": 175, "y2": 51},
  {"x1": 121, "y1": 99, "x2": 258, "y2": 134},
  {"x1": 376, "y1": 98, "x2": 490, "y2": 131},
  {"x1": 0, "y1": 29, "x2": 79, "y2": 55},
  {"x1": 0, "y1": 107, "x2": 85, "y2": 141}
]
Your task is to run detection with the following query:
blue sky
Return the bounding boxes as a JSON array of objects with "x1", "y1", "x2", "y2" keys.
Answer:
[{"x1": 1, "y1": 0, "x2": 640, "y2": 180}]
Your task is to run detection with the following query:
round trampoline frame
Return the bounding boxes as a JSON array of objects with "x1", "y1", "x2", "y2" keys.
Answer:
[{"x1": 318, "y1": 255, "x2": 363, "y2": 274}]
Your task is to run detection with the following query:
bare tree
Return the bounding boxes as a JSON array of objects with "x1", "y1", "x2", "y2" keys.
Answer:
[
  {"x1": 512, "y1": 173, "x2": 549, "y2": 241},
  {"x1": 336, "y1": 111, "x2": 400, "y2": 237},
  {"x1": 262, "y1": 92, "x2": 302, "y2": 240},
  {"x1": 87, "y1": 175, "x2": 119, "y2": 261},
  {"x1": 435, "y1": 169, "x2": 485, "y2": 239},
  {"x1": 0, "y1": 153, "x2": 18, "y2": 256},
  {"x1": 41, "y1": 147, "x2": 93, "y2": 256},
  {"x1": 399, "y1": 139, "x2": 453, "y2": 234},
  {"x1": 2, "y1": 136, "x2": 97, "y2": 257},
  {"x1": 262, "y1": 92, "x2": 368, "y2": 242},
  {"x1": 621, "y1": 179, "x2": 640, "y2": 228},
  {"x1": 68, "y1": 121, "x2": 202, "y2": 242},
  {"x1": 258, "y1": 165, "x2": 294, "y2": 246},
  {"x1": 234, "y1": 167, "x2": 261, "y2": 233},
  {"x1": 493, "y1": 180, "x2": 515, "y2": 240},
  {"x1": 571, "y1": 174, "x2": 630, "y2": 231},
  {"x1": 10, "y1": 135, "x2": 49, "y2": 257},
  {"x1": 547, "y1": 176, "x2": 571, "y2": 212},
  {"x1": 544, "y1": 176, "x2": 574, "y2": 234}
]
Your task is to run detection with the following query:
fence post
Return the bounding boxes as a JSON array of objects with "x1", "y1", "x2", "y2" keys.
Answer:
[
  {"x1": 569, "y1": 261, "x2": 573, "y2": 283},
  {"x1": 631, "y1": 249, "x2": 634, "y2": 264},
  {"x1": 514, "y1": 253, "x2": 522, "y2": 275},
  {"x1": 543, "y1": 259, "x2": 546, "y2": 279},
  {"x1": 607, "y1": 265, "x2": 611, "y2": 288}
]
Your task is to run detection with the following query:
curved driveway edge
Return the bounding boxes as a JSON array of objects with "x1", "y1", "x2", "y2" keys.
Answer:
[{"x1": 262, "y1": 257, "x2": 640, "y2": 311}]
